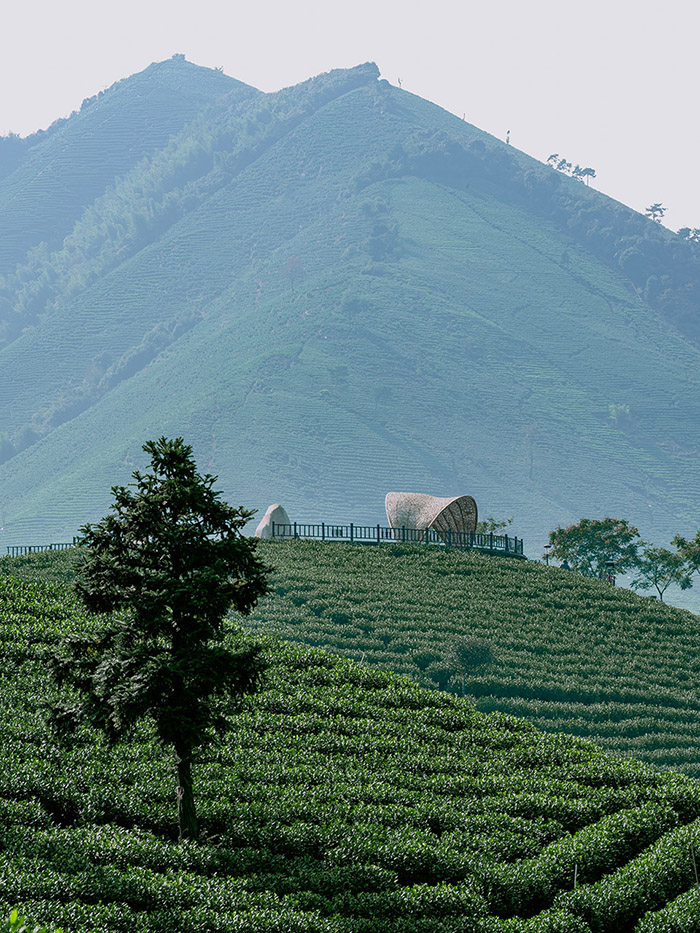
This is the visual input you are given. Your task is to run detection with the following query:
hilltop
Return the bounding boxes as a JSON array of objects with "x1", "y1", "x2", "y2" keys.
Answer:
[
  {"x1": 0, "y1": 57, "x2": 249, "y2": 275},
  {"x1": 7, "y1": 540, "x2": 700, "y2": 780},
  {"x1": 4, "y1": 555, "x2": 700, "y2": 931},
  {"x1": 1, "y1": 58, "x2": 700, "y2": 560},
  {"x1": 242, "y1": 540, "x2": 700, "y2": 777}
]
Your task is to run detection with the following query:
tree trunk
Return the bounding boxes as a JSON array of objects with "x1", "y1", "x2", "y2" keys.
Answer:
[{"x1": 174, "y1": 740, "x2": 198, "y2": 842}]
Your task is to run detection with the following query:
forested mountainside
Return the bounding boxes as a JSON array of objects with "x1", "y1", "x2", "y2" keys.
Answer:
[
  {"x1": 1, "y1": 58, "x2": 700, "y2": 558},
  {"x1": 0, "y1": 57, "x2": 250, "y2": 274}
]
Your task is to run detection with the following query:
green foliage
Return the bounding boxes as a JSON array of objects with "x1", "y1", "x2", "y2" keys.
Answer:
[
  {"x1": 548, "y1": 518, "x2": 642, "y2": 577},
  {"x1": 236, "y1": 540, "x2": 700, "y2": 777},
  {"x1": 553, "y1": 818, "x2": 700, "y2": 930},
  {"x1": 672, "y1": 531, "x2": 700, "y2": 577},
  {"x1": 631, "y1": 546, "x2": 693, "y2": 602},
  {"x1": 636, "y1": 883, "x2": 700, "y2": 932},
  {"x1": 6, "y1": 563, "x2": 700, "y2": 929},
  {"x1": 646, "y1": 203, "x2": 667, "y2": 224},
  {"x1": 48, "y1": 437, "x2": 269, "y2": 841},
  {"x1": 607, "y1": 403, "x2": 630, "y2": 426},
  {"x1": 0, "y1": 58, "x2": 242, "y2": 279},
  {"x1": 545, "y1": 154, "x2": 596, "y2": 186},
  {"x1": 476, "y1": 517, "x2": 514, "y2": 535},
  {"x1": 3, "y1": 910, "x2": 62, "y2": 933},
  {"x1": 0, "y1": 549, "x2": 78, "y2": 585},
  {"x1": 450, "y1": 637, "x2": 495, "y2": 672},
  {"x1": 2, "y1": 63, "x2": 700, "y2": 570},
  {"x1": 14, "y1": 539, "x2": 700, "y2": 778},
  {"x1": 0, "y1": 63, "x2": 377, "y2": 350}
]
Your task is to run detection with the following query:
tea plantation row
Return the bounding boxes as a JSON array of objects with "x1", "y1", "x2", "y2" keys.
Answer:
[
  {"x1": 4, "y1": 563, "x2": 700, "y2": 930},
  {"x1": 228, "y1": 540, "x2": 700, "y2": 778},
  {"x1": 6, "y1": 542, "x2": 700, "y2": 776}
]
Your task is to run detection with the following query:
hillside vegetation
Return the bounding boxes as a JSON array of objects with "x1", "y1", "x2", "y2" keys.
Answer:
[
  {"x1": 0, "y1": 57, "x2": 247, "y2": 276},
  {"x1": 5, "y1": 559, "x2": 700, "y2": 931},
  {"x1": 2, "y1": 60, "x2": 700, "y2": 563},
  {"x1": 239, "y1": 540, "x2": 700, "y2": 778},
  {"x1": 6, "y1": 542, "x2": 700, "y2": 777}
]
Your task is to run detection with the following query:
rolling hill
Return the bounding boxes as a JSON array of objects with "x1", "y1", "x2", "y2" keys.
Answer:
[
  {"x1": 7, "y1": 540, "x2": 700, "y2": 779},
  {"x1": 1, "y1": 57, "x2": 700, "y2": 568},
  {"x1": 243, "y1": 539, "x2": 700, "y2": 779},
  {"x1": 4, "y1": 551, "x2": 700, "y2": 931}
]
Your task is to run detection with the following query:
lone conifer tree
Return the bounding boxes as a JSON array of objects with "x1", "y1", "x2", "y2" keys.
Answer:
[{"x1": 49, "y1": 437, "x2": 269, "y2": 841}]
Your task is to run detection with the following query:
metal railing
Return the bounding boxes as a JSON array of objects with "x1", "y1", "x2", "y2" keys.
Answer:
[
  {"x1": 5, "y1": 529, "x2": 525, "y2": 557},
  {"x1": 270, "y1": 522, "x2": 524, "y2": 556},
  {"x1": 5, "y1": 539, "x2": 79, "y2": 557}
]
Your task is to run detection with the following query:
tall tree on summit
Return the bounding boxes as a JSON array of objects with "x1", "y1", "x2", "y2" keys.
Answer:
[{"x1": 48, "y1": 437, "x2": 270, "y2": 841}]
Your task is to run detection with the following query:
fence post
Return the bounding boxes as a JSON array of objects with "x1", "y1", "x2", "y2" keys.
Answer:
[
  {"x1": 376, "y1": 524, "x2": 380, "y2": 544},
  {"x1": 514, "y1": 536, "x2": 518, "y2": 555},
  {"x1": 447, "y1": 528, "x2": 452, "y2": 548},
  {"x1": 504, "y1": 535, "x2": 510, "y2": 553},
  {"x1": 322, "y1": 522, "x2": 325, "y2": 541},
  {"x1": 350, "y1": 523, "x2": 354, "y2": 544},
  {"x1": 402, "y1": 526, "x2": 405, "y2": 543},
  {"x1": 293, "y1": 522, "x2": 298, "y2": 539},
  {"x1": 489, "y1": 533, "x2": 494, "y2": 552}
]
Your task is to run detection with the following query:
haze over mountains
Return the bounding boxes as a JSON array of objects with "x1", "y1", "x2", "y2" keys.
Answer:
[{"x1": 2, "y1": 55, "x2": 700, "y2": 562}]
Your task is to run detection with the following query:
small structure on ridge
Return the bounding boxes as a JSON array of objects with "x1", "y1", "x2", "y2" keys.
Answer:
[
  {"x1": 385, "y1": 492, "x2": 478, "y2": 540},
  {"x1": 255, "y1": 503, "x2": 291, "y2": 539}
]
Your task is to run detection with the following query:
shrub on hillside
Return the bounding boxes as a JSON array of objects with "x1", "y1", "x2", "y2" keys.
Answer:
[
  {"x1": 451, "y1": 637, "x2": 495, "y2": 671},
  {"x1": 3, "y1": 910, "x2": 62, "y2": 933}
]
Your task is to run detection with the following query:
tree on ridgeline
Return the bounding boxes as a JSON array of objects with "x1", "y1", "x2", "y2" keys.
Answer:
[
  {"x1": 476, "y1": 515, "x2": 514, "y2": 535},
  {"x1": 645, "y1": 203, "x2": 666, "y2": 224},
  {"x1": 548, "y1": 517, "x2": 642, "y2": 577},
  {"x1": 547, "y1": 155, "x2": 596, "y2": 184},
  {"x1": 678, "y1": 227, "x2": 700, "y2": 243},
  {"x1": 631, "y1": 545, "x2": 693, "y2": 601},
  {"x1": 671, "y1": 530, "x2": 700, "y2": 579},
  {"x1": 47, "y1": 436, "x2": 270, "y2": 842}
]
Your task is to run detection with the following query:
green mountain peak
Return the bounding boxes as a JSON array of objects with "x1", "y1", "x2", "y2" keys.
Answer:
[{"x1": 1, "y1": 61, "x2": 699, "y2": 595}]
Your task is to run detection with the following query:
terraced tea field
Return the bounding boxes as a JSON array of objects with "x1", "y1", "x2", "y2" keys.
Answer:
[
  {"x1": 4, "y1": 561, "x2": 700, "y2": 931},
  {"x1": 6, "y1": 542, "x2": 700, "y2": 777},
  {"x1": 241, "y1": 540, "x2": 700, "y2": 778}
]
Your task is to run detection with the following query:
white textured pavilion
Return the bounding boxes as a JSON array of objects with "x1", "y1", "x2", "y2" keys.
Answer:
[{"x1": 384, "y1": 492, "x2": 478, "y2": 540}]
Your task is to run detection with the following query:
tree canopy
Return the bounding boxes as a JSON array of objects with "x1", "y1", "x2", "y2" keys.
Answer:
[
  {"x1": 49, "y1": 436, "x2": 270, "y2": 840},
  {"x1": 548, "y1": 517, "x2": 642, "y2": 577},
  {"x1": 671, "y1": 530, "x2": 700, "y2": 577},
  {"x1": 631, "y1": 545, "x2": 693, "y2": 601},
  {"x1": 645, "y1": 203, "x2": 666, "y2": 223}
]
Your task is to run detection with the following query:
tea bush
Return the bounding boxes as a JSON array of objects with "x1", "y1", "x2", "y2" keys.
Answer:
[{"x1": 4, "y1": 551, "x2": 700, "y2": 929}]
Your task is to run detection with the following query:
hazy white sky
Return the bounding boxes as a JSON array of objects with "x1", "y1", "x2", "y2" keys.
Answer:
[{"x1": 3, "y1": 0, "x2": 698, "y2": 230}]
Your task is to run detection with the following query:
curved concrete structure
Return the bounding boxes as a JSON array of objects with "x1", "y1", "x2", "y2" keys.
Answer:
[
  {"x1": 385, "y1": 492, "x2": 478, "y2": 539},
  {"x1": 254, "y1": 503, "x2": 291, "y2": 539}
]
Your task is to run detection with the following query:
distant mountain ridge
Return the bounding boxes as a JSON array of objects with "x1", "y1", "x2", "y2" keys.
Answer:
[
  {"x1": 1, "y1": 56, "x2": 700, "y2": 578},
  {"x1": 0, "y1": 57, "x2": 249, "y2": 274}
]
